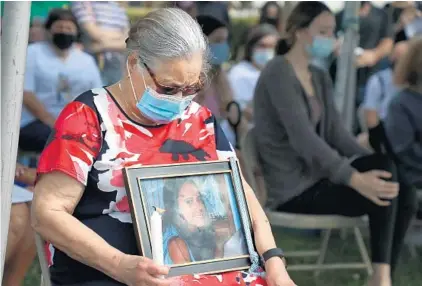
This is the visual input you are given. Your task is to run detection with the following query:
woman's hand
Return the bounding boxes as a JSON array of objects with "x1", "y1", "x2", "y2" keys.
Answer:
[
  {"x1": 349, "y1": 170, "x2": 399, "y2": 206},
  {"x1": 116, "y1": 254, "x2": 174, "y2": 286},
  {"x1": 265, "y1": 257, "x2": 296, "y2": 286}
]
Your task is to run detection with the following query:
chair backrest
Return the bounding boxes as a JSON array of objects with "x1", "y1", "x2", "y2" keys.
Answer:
[
  {"x1": 357, "y1": 105, "x2": 368, "y2": 133},
  {"x1": 241, "y1": 127, "x2": 267, "y2": 205}
]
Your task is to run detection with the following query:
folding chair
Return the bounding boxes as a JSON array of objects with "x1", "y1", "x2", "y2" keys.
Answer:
[
  {"x1": 35, "y1": 233, "x2": 52, "y2": 286},
  {"x1": 241, "y1": 127, "x2": 372, "y2": 275}
]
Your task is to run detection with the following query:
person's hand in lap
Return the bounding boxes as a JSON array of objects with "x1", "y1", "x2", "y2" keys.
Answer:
[{"x1": 116, "y1": 254, "x2": 175, "y2": 286}]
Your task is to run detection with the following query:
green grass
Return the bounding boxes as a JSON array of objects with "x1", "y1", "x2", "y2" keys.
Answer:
[{"x1": 23, "y1": 228, "x2": 421, "y2": 286}]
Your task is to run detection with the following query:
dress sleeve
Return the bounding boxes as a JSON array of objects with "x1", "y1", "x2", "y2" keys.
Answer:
[{"x1": 37, "y1": 100, "x2": 102, "y2": 185}]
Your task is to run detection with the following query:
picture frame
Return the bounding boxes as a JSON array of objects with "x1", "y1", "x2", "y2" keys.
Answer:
[{"x1": 123, "y1": 159, "x2": 256, "y2": 277}]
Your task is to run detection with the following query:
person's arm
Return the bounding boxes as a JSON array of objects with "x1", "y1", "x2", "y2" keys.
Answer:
[
  {"x1": 321, "y1": 71, "x2": 371, "y2": 157},
  {"x1": 262, "y1": 62, "x2": 355, "y2": 185},
  {"x1": 23, "y1": 47, "x2": 56, "y2": 127},
  {"x1": 362, "y1": 74, "x2": 383, "y2": 128},
  {"x1": 384, "y1": 97, "x2": 415, "y2": 156},
  {"x1": 71, "y1": 2, "x2": 125, "y2": 46},
  {"x1": 357, "y1": 9, "x2": 394, "y2": 67},
  {"x1": 32, "y1": 172, "x2": 125, "y2": 281}
]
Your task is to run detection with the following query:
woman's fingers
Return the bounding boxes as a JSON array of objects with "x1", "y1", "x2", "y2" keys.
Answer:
[
  {"x1": 371, "y1": 196, "x2": 391, "y2": 206},
  {"x1": 145, "y1": 262, "x2": 170, "y2": 276},
  {"x1": 370, "y1": 170, "x2": 392, "y2": 179}
]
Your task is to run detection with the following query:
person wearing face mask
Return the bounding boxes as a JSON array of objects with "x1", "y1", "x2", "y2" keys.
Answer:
[
  {"x1": 31, "y1": 8, "x2": 296, "y2": 286},
  {"x1": 195, "y1": 12, "x2": 246, "y2": 149},
  {"x1": 254, "y1": 2, "x2": 417, "y2": 286},
  {"x1": 228, "y1": 24, "x2": 279, "y2": 123},
  {"x1": 19, "y1": 8, "x2": 102, "y2": 153}
]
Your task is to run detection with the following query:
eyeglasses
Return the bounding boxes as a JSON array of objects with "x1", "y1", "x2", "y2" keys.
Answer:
[{"x1": 143, "y1": 63, "x2": 204, "y2": 96}]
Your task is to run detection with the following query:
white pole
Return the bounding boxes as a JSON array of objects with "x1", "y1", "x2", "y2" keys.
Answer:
[
  {"x1": 0, "y1": 1, "x2": 31, "y2": 279},
  {"x1": 334, "y1": 1, "x2": 360, "y2": 132}
]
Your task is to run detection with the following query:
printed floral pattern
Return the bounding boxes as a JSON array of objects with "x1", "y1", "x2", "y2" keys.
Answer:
[{"x1": 37, "y1": 88, "x2": 253, "y2": 285}]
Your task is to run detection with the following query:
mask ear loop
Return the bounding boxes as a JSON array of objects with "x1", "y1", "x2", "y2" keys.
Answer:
[{"x1": 126, "y1": 58, "x2": 148, "y2": 103}]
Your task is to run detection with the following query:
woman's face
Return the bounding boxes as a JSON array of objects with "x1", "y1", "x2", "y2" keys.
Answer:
[
  {"x1": 127, "y1": 50, "x2": 203, "y2": 103},
  {"x1": 177, "y1": 182, "x2": 207, "y2": 228},
  {"x1": 297, "y1": 11, "x2": 336, "y2": 47},
  {"x1": 252, "y1": 34, "x2": 278, "y2": 68}
]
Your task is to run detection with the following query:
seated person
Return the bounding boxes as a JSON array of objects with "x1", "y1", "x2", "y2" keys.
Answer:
[
  {"x1": 385, "y1": 36, "x2": 422, "y2": 189},
  {"x1": 362, "y1": 42, "x2": 408, "y2": 130},
  {"x1": 357, "y1": 42, "x2": 408, "y2": 149},
  {"x1": 228, "y1": 24, "x2": 279, "y2": 123},
  {"x1": 3, "y1": 163, "x2": 36, "y2": 286},
  {"x1": 31, "y1": 8, "x2": 295, "y2": 286},
  {"x1": 253, "y1": 2, "x2": 417, "y2": 286},
  {"x1": 19, "y1": 8, "x2": 103, "y2": 153}
]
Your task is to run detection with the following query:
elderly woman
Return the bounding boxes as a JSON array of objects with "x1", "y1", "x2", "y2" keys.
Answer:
[{"x1": 32, "y1": 8, "x2": 295, "y2": 286}]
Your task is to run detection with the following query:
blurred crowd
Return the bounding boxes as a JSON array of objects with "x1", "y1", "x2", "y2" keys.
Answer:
[{"x1": 2, "y1": 1, "x2": 422, "y2": 285}]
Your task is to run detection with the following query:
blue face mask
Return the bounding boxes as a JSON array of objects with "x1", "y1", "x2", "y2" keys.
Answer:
[
  {"x1": 128, "y1": 63, "x2": 195, "y2": 124},
  {"x1": 209, "y1": 42, "x2": 230, "y2": 65},
  {"x1": 252, "y1": 48, "x2": 275, "y2": 68},
  {"x1": 306, "y1": 36, "x2": 335, "y2": 59}
]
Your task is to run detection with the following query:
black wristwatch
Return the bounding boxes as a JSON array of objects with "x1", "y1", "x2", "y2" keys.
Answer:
[{"x1": 262, "y1": 248, "x2": 287, "y2": 268}]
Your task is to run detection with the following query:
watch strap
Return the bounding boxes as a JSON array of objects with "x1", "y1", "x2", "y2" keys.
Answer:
[{"x1": 262, "y1": 248, "x2": 286, "y2": 266}]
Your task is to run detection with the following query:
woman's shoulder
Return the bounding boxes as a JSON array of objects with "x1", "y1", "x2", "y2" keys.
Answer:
[{"x1": 261, "y1": 56, "x2": 292, "y2": 79}]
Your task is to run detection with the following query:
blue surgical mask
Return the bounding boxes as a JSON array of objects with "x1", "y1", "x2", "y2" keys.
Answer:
[
  {"x1": 127, "y1": 62, "x2": 195, "y2": 124},
  {"x1": 252, "y1": 48, "x2": 274, "y2": 68},
  {"x1": 306, "y1": 36, "x2": 335, "y2": 59},
  {"x1": 209, "y1": 42, "x2": 230, "y2": 65}
]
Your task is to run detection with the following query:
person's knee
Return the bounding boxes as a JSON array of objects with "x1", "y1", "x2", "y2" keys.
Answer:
[{"x1": 9, "y1": 203, "x2": 30, "y2": 234}]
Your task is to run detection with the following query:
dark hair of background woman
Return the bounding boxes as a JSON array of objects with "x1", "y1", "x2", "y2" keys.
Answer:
[
  {"x1": 275, "y1": 1, "x2": 332, "y2": 55},
  {"x1": 259, "y1": 1, "x2": 282, "y2": 27},
  {"x1": 244, "y1": 24, "x2": 279, "y2": 62}
]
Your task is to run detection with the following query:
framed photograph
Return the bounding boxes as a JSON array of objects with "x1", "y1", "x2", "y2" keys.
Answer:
[{"x1": 123, "y1": 159, "x2": 256, "y2": 277}]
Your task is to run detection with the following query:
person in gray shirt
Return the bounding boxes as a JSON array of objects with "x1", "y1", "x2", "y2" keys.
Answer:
[{"x1": 254, "y1": 2, "x2": 417, "y2": 285}]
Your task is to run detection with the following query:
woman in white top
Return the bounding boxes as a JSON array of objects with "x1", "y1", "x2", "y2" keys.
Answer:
[{"x1": 228, "y1": 24, "x2": 279, "y2": 123}]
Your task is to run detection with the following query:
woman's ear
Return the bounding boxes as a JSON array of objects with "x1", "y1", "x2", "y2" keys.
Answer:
[{"x1": 127, "y1": 53, "x2": 139, "y2": 72}]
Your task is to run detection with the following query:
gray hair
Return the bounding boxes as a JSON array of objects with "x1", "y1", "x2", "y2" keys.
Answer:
[{"x1": 126, "y1": 8, "x2": 210, "y2": 80}]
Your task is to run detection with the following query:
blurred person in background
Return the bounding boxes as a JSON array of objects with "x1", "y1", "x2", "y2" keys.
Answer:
[
  {"x1": 3, "y1": 163, "x2": 37, "y2": 286},
  {"x1": 259, "y1": 1, "x2": 283, "y2": 34},
  {"x1": 335, "y1": 1, "x2": 394, "y2": 107},
  {"x1": 363, "y1": 43, "x2": 408, "y2": 128},
  {"x1": 29, "y1": 17, "x2": 46, "y2": 43},
  {"x1": 194, "y1": 12, "x2": 246, "y2": 148},
  {"x1": 254, "y1": 2, "x2": 417, "y2": 285},
  {"x1": 385, "y1": 36, "x2": 422, "y2": 191},
  {"x1": 71, "y1": 1, "x2": 129, "y2": 85},
  {"x1": 385, "y1": 1, "x2": 421, "y2": 43},
  {"x1": 19, "y1": 8, "x2": 103, "y2": 153},
  {"x1": 175, "y1": 1, "x2": 197, "y2": 18},
  {"x1": 228, "y1": 24, "x2": 279, "y2": 124}
]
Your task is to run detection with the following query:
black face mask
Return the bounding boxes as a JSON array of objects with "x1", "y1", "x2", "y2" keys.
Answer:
[{"x1": 52, "y1": 33, "x2": 75, "y2": 50}]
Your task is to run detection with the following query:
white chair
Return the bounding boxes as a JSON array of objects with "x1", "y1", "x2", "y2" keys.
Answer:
[{"x1": 241, "y1": 127, "x2": 372, "y2": 275}]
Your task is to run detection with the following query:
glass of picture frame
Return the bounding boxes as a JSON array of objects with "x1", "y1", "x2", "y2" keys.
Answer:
[{"x1": 123, "y1": 159, "x2": 256, "y2": 277}]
